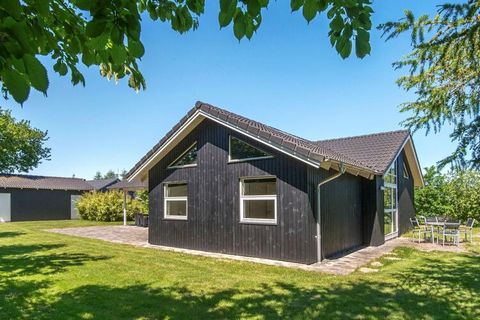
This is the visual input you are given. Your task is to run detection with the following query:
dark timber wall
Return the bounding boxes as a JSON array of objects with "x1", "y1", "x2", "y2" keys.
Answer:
[
  {"x1": 307, "y1": 167, "x2": 365, "y2": 259},
  {"x1": 148, "y1": 119, "x2": 383, "y2": 263},
  {"x1": 0, "y1": 188, "x2": 83, "y2": 221},
  {"x1": 397, "y1": 151, "x2": 415, "y2": 235},
  {"x1": 361, "y1": 176, "x2": 385, "y2": 247},
  {"x1": 149, "y1": 120, "x2": 318, "y2": 264}
]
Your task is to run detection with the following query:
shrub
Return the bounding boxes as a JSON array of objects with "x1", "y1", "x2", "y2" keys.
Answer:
[
  {"x1": 135, "y1": 189, "x2": 149, "y2": 214},
  {"x1": 415, "y1": 166, "x2": 480, "y2": 222},
  {"x1": 76, "y1": 190, "x2": 144, "y2": 222}
]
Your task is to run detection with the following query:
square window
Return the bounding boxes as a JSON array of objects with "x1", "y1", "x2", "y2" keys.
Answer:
[
  {"x1": 240, "y1": 177, "x2": 277, "y2": 224},
  {"x1": 164, "y1": 183, "x2": 188, "y2": 220}
]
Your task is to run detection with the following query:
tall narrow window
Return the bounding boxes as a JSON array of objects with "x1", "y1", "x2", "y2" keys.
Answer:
[
  {"x1": 168, "y1": 143, "x2": 197, "y2": 168},
  {"x1": 383, "y1": 161, "x2": 398, "y2": 238},
  {"x1": 164, "y1": 182, "x2": 188, "y2": 220},
  {"x1": 240, "y1": 177, "x2": 277, "y2": 224},
  {"x1": 229, "y1": 136, "x2": 272, "y2": 162},
  {"x1": 403, "y1": 162, "x2": 410, "y2": 179}
]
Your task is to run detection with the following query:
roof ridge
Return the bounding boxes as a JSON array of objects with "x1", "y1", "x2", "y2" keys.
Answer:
[
  {"x1": 196, "y1": 102, "x2": 375, "y2": 172},
  {"x1": 315, "y1": 129, "x2": 410, "y2": 143}
]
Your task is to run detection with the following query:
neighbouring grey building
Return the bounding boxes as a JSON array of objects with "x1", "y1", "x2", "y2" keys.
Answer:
[{"x1": 0, "y1": 174, "x2": 92, "y2": 222}]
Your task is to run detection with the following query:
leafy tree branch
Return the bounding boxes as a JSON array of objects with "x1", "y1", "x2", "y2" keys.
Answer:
[
  {"x1": 0, "y1": 0, "x2": 373, "y2": 104},
  {"x1": 379, "y1": 0, "x2": 480, "y2": 169}
]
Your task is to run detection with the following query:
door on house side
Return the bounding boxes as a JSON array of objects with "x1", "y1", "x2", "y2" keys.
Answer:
[
  {"x1": 0, "y1": 193, "x2": 11, "y2": 222},
  {"x1": 70, "y1": 195, "x2": 81, "y2": 220}
]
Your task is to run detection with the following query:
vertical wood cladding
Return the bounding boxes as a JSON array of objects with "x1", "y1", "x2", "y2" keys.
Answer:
[
  {"x1": 361, "y1": 176, "x2": 385, "y2": 247},
  {"x1": 1, "y1": 188, "x2": 83, "y2": 221},
  {"x1": 307, "y1": 167, "x2": 365, "y2": 259},
  {"x1": 148, "y1": 119, "x2": 318, "y2": 264},
  {"x1": 148, "y1": 119, "x2": 416, "y2": 263},
  {"x1": 397, "y1": 151, "x2": 415, "y2": 235}
]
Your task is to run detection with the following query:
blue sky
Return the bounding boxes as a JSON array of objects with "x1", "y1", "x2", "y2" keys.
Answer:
[{"x1": 5, "y1": 1, "x2": 454, "y2": 179}]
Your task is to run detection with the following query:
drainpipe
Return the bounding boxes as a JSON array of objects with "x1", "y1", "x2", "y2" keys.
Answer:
[{"x1": 316, "y1": 162, "x2": 345, "y2": 262}]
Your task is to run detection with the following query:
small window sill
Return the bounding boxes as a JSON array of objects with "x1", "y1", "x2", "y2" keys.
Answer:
[
  {"x1": 167, "y1": 164, "x2": 197, "y2": 170},
  {"x1": 228, "y1": 156, "x2": 274, "y2": 164},
  {"x1": 163, "y1": 216, "x2": 188, "y2": 221},
  {"x1": 239, "y1": 219, "x2": 277, "y2": 226}
]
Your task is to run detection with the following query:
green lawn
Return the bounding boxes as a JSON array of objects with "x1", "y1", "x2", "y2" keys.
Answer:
[{"x1": 1, "y1": 221, "x2": 479, "y2": 319}]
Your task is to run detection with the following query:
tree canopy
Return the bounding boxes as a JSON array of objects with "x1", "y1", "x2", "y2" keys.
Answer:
[
  {"x1": 0, "y1": 0, "x2": 373, "y2": 105},
  {"x1": 415, "y1": 166, "x2": 480, "y2": 222},
  {"x1": 380, "y1": 0, "x2": 480, "y2": 169},
  {"x1": 0, "y1": 108, "x2": 50, "y2": 173}
]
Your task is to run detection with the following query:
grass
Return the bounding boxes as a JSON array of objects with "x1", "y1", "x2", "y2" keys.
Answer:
[{"x1": 0, "y1": 221, "x2": 479, "y2": 319}]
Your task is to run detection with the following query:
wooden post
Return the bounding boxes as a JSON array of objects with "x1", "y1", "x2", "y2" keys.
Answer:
[{"x1": 123, "y1": 189, "x2": 127, "y2": 226}]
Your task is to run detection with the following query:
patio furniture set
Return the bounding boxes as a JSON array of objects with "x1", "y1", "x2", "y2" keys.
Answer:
[{"x1": 410, "y1": 216, "x2": 476, "y2": 246}]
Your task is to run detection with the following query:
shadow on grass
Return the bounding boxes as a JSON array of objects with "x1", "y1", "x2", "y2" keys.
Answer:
[
  {"x1": 0, "y1": 253, "x2": 477, "y2": 319},
  {"x1": 0, "y1": 231, "x2": 25, "y2": 238},
  {"x1": 1, "y1": 243, "x2": 479, "y2": 319},
  {"x1": 0, "y1": 243, "x2": 110, "y2": 276}
]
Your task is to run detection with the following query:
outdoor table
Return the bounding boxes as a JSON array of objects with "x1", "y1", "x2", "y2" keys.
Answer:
[{"x1": 425, "y1": 221, "x2": 460, "y2": 244}]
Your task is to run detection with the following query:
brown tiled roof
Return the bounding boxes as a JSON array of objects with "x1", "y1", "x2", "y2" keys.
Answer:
[
  {"x1": 314, "y1": 130, "x2": 410, "y2": 174},
  {"x1": 0, "y1": 174, "x2": 93, "y2": 191},
  {"x1": 127, "y1": 101, "x2": 412, "y2": 179}
]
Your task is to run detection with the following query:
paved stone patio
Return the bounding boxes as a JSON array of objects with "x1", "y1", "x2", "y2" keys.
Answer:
[{"x1": 47, "y1": 225, "x2": 469, "y2": 275}]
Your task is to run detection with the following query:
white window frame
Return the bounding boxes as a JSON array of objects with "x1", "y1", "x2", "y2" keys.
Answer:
[
  {"x1": 167, "y1": 142, "x2": 198, "y2": 169},
  {"x1": 228, "y1": 135, "x2": 274, "y2": 163},
  {"x1": 239, "y1": 177, "x2": 277, "y2": 225},
  {"x1": 384, "y1": 161, "x2": 398, "y2": 240},
  {"x1": 164, "y1": 182, "x2": 188, "y2": 220},
  {"x1": 403, "y1": 162, "x2": 410, "y2": 179}
]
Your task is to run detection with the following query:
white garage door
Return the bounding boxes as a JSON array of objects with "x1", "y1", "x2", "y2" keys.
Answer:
[
  {"x1": 70, "y1": 195, "x2": 81, "y2": 220},
  {"x1": 0, "y1": 193, "x2": 11, "y2": 222}
]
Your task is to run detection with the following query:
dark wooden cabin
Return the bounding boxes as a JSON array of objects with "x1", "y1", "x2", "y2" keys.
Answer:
[
  {"x1": 0, "y1": 174, "x2": 92, "y2": 222},
  {"x1": 126, "y1": 102, "x2": 423, "y2": 264}
]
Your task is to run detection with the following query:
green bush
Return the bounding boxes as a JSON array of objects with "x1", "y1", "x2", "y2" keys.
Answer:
[
  {"x1": 135, "y1": 189, "x2": 149, "y2": 214},
  {"x1": 76, "y1": 190, "x2": 145, "y2": 222},
  {"x1": 415, "y1": 167, "x2": 480, "y2": 222}
]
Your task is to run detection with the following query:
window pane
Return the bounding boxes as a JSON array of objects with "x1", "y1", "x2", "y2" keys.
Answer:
[
  {"x1": 243, "y1": 199, "x2": 275, "y2": 220},
  {"x1": 384, "y1": 174, "x2": 396, "y2": 185},
  {"x1": 166, "y1": 200, "x2": 187, "y2": 216},
  {"x1": 171, "y1": 144, "x2": 197, "y2": 167},
  {"x1": 166, "y1": 183, "x2": 187, "y2": 197},
  {"x1": 384, "y1": 187, "x2": 392, "y2": 209},
  {"x1": 384, "y1": 211, "x2": 392, "y2": 235},
  {"x1": 403, "y1": 163, "x2": 410, "y2": 179},
  {"x1": 230, "y1": 136, "x2": 270, "y2": 160},
  {"x1": 242, "y1": 178, "x2": 276, "y2": 195}
]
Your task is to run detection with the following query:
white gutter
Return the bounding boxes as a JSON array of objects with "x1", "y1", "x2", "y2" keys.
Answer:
[{"x1": 316, "y1": 163, "x2": 346, "y2": 262}]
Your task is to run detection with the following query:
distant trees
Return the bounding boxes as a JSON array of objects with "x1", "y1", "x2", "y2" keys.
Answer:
[
  {"x1": 415, "y1": 166, "x2": 480, "y2": 221},
  {"x1": 0, "y1": 108, "x2": 50, "y2": 173},
  {"x1": 93, "y1": 169, "x2": 127, "y2": 180}
]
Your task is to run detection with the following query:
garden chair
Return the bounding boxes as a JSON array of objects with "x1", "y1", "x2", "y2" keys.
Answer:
[
  {"x1": 459, "y1": 218, "x2": 476, "y2": 243},
  {"x1": 441, "y1": 222, "x2": 460, "y2": 246},
  {"x1": 410, "y1": 217, "x2": 433, "y2": 243},
  {"x1": 425, "y1": 216, "x2": 438, "y2": 223}
]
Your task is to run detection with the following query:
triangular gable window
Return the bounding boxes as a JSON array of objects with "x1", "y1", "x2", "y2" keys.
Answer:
[
  {"x1": 168, "y1": 143, "x2": 197, "y2": 168},
  {"x1": 229, "y1": 136, "x2": 272, "y2": 161},
  {"x1": 403, "y1": 162, "x2": 410, "y2": 179}
]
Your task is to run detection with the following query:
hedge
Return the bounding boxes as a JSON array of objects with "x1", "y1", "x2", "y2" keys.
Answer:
[{"x1": 76, "y1": 190, "x2": 145, "y2": 222}]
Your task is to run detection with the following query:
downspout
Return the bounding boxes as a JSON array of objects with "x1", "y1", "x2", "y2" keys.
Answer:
[{"x1": 316, "y1": 162, "x2": 345, "y2": 262}]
